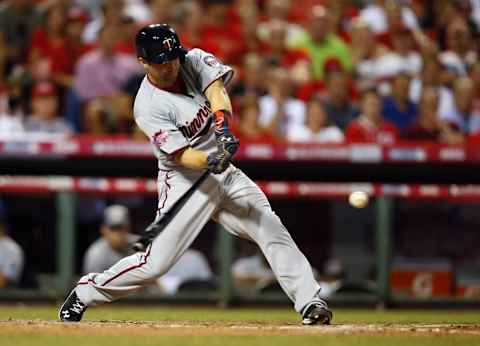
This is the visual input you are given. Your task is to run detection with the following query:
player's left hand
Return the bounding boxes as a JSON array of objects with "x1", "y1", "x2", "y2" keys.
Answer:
[
  {"x1": 207, "y1": 132, "x2": 239, "y2": 174},
  {"x1": 216, "y1": 130, "x2": 239, "y2": 155}
]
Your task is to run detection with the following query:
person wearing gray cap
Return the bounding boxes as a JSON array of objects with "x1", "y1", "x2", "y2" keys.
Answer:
[
  {"x1": 0, "y1": 204, "x2": 24, "y2": 288},
  {"x1": 82, "y1": 205, "x2": 138, "y2": 275}
]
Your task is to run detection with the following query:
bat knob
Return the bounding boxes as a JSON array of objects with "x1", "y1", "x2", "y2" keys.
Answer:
[{"x1": 132, "y1": 241, "x2": 146, "y2": 252}]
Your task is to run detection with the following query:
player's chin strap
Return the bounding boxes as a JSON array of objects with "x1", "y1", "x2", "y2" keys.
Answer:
[{"x1": 132, "y1": 169, "x2": 211, "y2": 252}]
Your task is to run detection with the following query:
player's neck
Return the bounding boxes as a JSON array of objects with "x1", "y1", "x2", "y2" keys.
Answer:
[
  {"x1": 147, "y1": 74, "x2": 171, "y2": 89},
  {"x1": 147, "y1": 74, "x2": 188, "y2": 95}
]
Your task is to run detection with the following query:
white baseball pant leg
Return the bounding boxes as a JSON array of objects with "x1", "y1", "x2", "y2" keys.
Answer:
[
  {"x1": 76, "y1": 166, "x2": 321, "y2": 313},
  {"x1": 75, "y1": 171, "x2": 224, "y2": 306},
  {"x1": 213, "y1": 167, "x2": 321, "y2": 312}
]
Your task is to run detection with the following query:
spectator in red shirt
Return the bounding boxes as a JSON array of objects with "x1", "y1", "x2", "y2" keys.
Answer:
[
  {"x1": 175, "y1": 1, "x2": 221, "y2": 57},
  {"x1": 346, "y1": 89, "x2": 398, "y2": 144},
  {"x1": 28, "y1": 3, "x2": 71, "y2": 85},
  {"x1": 201, "y1": 0, "x2": 246, "y2": 64},
  {"x1": 61, "y1": 7, "x2": 93, "y2": 87},
  {"x1": 229, "y1": 0, "x2": 264, "y2": 54},
  {"x1": 402, "y1": 86, "x2": 463, "y2": 144}
]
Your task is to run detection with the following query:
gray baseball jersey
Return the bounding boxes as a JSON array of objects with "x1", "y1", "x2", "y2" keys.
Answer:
[
  {"x1": 134, "y1": 48, "x2": 233, "y2": 213},
  {"x1": 75, "y1": 49, "x2": 327, "y2": 316}
]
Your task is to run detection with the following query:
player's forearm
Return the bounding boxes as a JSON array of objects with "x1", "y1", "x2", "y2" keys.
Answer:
[
  {"x1": 175, "y1": 147, "x2": 208, "y2": 170},
  {"x1": 204, "y1": 79, "x2": 232, "y2": 113},
  {"x1": 203, "y1": 78, "x2": 239, "y2": 174},
  {"x1": 205, "y1": 79, "x2": 236, "y2": 138}
]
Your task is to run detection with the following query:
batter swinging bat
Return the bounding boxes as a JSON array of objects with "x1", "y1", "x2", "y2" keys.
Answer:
[{"x1": 133, "y1": 169, "x2": 211, "y2": 252}]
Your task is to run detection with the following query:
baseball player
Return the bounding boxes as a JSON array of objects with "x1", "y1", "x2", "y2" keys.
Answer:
[{"x1": 59, "y1": 24, "x2": 332, "y2": 325}]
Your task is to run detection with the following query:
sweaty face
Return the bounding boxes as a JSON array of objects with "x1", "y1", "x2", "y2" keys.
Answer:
[{"x1": 145, "y1": 58, "x2": 181, "y2": 87}]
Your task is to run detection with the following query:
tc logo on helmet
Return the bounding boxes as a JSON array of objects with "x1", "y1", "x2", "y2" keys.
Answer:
[{"x1": 163, "y1": 38, "x2": 175, "y2": 51}]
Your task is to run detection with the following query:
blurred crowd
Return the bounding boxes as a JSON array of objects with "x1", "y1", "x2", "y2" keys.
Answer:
[{"x1": 0, "y1": 0, "x2": 479, "y2": 144}]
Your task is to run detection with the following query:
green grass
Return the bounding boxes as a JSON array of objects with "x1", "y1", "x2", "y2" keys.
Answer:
[
  {"x1": 1, "y1": 306, "x2": 479, "y2": 346},
  {"x1": 0, "y1": 305, "x2": 479, "y2": 324},
  {"x1": 1, "y1": 335, "x2": 479, "y2": 346}
]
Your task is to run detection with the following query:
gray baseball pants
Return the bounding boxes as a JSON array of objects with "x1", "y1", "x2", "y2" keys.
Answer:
[{"x1": 76, "y1": 166, "x2": 322, "y2": 313}]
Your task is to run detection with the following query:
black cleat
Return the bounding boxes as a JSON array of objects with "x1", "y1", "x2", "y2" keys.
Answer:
[
  {"x1": 58, "y1": 290, "x2": 87, "y2": 322},
  {"x1": 301, "y1": 302, "x2": 333, "y2": 325}
]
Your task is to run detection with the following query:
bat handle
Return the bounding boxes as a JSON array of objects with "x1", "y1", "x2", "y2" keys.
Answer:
[{"x1": 132, "y1": 241, "x2": 146, "y2": 252}]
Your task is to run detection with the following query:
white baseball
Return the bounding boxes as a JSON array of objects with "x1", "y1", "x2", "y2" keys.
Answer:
[{"x1": 348, "y1": 191, "x2": 369, "y2": 208}]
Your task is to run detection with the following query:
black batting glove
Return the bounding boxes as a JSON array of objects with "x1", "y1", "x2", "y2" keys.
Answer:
[
  {"x1": 207, "y1": 134, "x2": 240, "y2": 174},
  {"x1": 207, "y1": 151, "x2": 229, "y2": 174}
]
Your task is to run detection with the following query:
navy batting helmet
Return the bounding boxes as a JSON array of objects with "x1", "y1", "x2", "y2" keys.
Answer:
[{"x1": 135, "y1": 24, "x2": 187, "y2": 64}]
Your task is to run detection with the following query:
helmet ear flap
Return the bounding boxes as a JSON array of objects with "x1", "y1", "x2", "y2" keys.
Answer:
[
  {"x1": 178, "y1": 48, "x2": 188, "y2": 63},
  {"x1": 139, "y1": 47, "x2": 148, "y2": 60}
]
